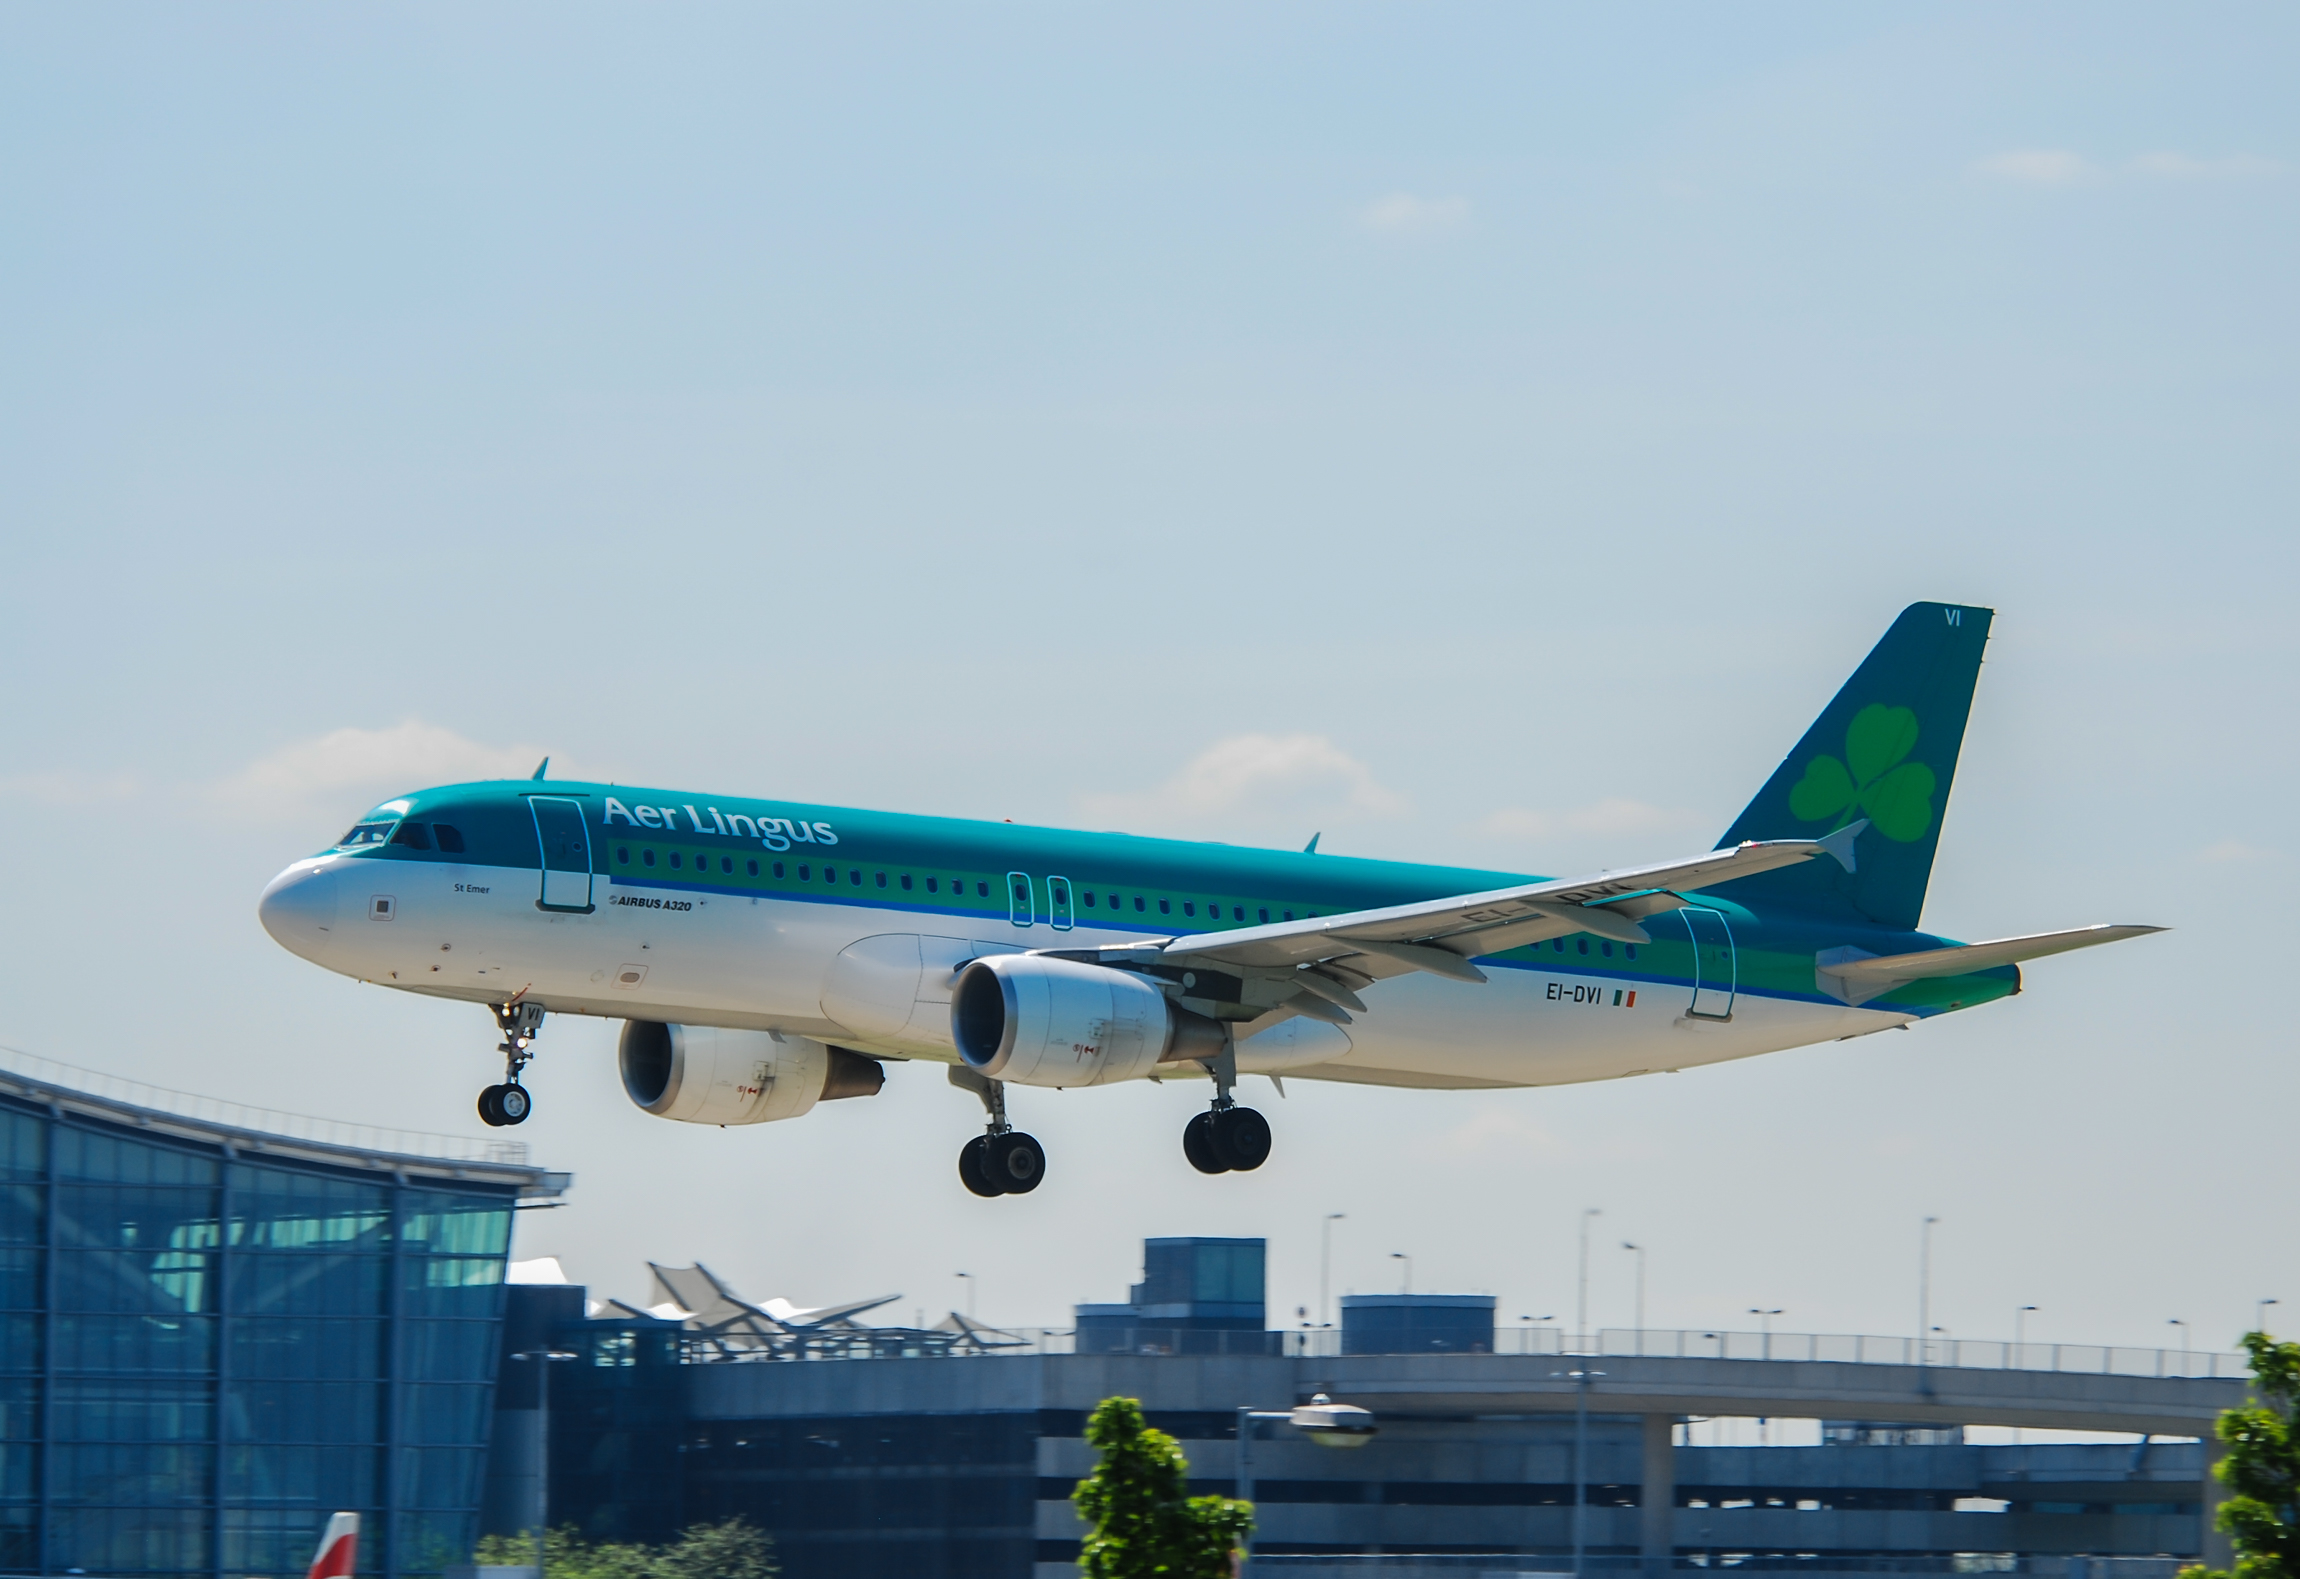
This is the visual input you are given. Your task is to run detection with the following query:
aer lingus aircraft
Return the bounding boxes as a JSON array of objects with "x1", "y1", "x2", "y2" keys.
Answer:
[{"x1": 259, "y1": 603, "x2": 2160, "y2": 1196}]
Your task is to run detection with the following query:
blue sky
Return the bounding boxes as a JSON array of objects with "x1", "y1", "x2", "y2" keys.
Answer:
[{"x1": 1, "y1": 4, "x2": 2294, "y2": 1362}]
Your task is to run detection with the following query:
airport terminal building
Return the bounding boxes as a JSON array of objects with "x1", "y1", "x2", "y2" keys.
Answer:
[{"x1": 0, "y1": 1052, "x2": 564, "y2": 1578}]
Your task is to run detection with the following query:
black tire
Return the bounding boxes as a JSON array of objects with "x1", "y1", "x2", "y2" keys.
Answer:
[
  {"x1": 1183, "y1": 1111, "x2": 1230, "y2": 1174},
  {"x1": 959, "y1": 1135, "x2": 1004, "y2": 1198},
  {"x1": 990, "y1": 1132, "x2": 1046, "y2": 1195},
  {"x1": 1212, "y1": 1106, "x2": 1271, "y2": 1172},
  {"x1": 496, "y1": 1083, "x2": 533, "y2": 1126},
  {"x1": 477, "y1": 1085, "x2": 505, "y2": 1127}
]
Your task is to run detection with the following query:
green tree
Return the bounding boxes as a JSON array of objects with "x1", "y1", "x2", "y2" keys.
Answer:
[
  {"x1": 2184, "y1": 1331, "x2": 2300, "y2": 1579},
  {"x1": 1072, "y1": 1396, "x2": 1254, "y2": 1578},
  {"x1": 473, "y1": 1518, "x2": 775, "y2": 1579}
]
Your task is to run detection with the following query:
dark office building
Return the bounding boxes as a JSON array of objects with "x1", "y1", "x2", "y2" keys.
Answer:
[
  {"x1": 1072, "y1": 1236, "x2": 1278, "y2": 1356},
  {"x1": 0, "y1": 1055, "x2": 563, "y2": 1577},
  {"x1": 1339, "y1": 1293, "x2": 1496, "y2": 1356}
]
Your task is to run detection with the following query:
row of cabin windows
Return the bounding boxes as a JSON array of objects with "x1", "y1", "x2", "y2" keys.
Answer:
[{"x1": 1081, "y1": 891, "x2": 1292, "y2": 924}]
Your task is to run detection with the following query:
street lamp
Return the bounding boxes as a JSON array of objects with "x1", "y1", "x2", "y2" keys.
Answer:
[
  {"x1": 1518, "y1": 1314, "x2": 1557, "y2": 1356},
  {"x1": 1577, "y1": 1208, "x2": 1602, "y2": 1351},
  {"x1": 1390, "y1": 1252, "x2": 1411, "y2": 1295},
  {"x1": 1552, "y1": 1365, "x2": 1606, "y2": 1579},
  {"x1": 955, "y1": 1271, "x2": 975, "y2": 1320},
  {"x1": 510, "y1": 1348, "x2": 578, "y2": 1578},
  {"x1": 2169, "y1": 1318, "x2": 2190, "y2": 1358},
  {"x1": 1622, "y1": 1242, "x2": 1647, "y2": 1349},
  {"x1": 1320, "y1": 1214, "x2": 1345, "y2": 1328},
  {"x1": 1235, "y1": 1396, "x2": 1377, "y2": 1572},
  {"x1": 2258, "y1": 1299, "x2": 2279, "y2": 1336},
  {"x1": 2015, "y1": 1305, "x2": 2038, "y2": 1356},
  {"x1": 1917, "y1": 1216, "x2": 1940, "y2": 1365},
  {"x1": 1749, "y1": 1308, "x2": 1783, "y2": 1359}
]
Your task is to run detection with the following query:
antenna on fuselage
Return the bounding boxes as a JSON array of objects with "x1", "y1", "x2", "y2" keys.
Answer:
[
  {"x1": 1303, "y1": 832, "x2": 1321, "y2": 854},
  {"x1": 530, "y1": 758, "x2": 549, "y2": 781}
]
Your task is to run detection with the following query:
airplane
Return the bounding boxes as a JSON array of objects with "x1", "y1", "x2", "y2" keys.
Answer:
[
  {"x1": 305, "y1": 1512, "x2": 357, "y2": 1579},
  {"x1": 257, "y1": 602, "x2": 2161, "y2": 1197}
]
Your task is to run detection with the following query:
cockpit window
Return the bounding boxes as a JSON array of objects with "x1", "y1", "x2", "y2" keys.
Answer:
[{"x1": 338, "y1": 820, "x2": 398, "y2": 848}]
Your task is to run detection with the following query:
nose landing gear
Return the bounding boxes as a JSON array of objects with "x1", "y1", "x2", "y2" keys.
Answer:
[
  {"x1": 948, "y1": 1066, "x2": 1044, "y2": 1197},
  {"x1": 478, "y1": 1000, "x2": 544, "y2": 1128}
]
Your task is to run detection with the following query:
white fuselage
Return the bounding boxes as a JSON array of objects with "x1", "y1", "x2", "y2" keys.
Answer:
[{"x1": 262, "y1": 852, "x2": 1910, "y2": 1092}]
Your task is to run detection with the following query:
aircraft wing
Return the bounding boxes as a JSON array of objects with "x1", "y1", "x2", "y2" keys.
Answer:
[
  {"x1": 1816, "y1": 924, "x2": 2166, "y2": 1006},
  {"x1": 1156, "y1": 832, "x2": 1855, "y2": 984}
]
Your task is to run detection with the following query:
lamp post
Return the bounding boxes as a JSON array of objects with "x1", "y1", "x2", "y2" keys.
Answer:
[
  {"x1": 510, "y1": 1348, "x2": 578, "y2": 1578},
  {"x1": 1622, "y1": 1242, "x2": 1646, "y2": 1350},
  {"x1": 1518, "y1": 1314, "x2": 1557, "y2": 1356},
  {"x1": 2258, "y1": 1298, "x2": 2279, "y2": 1336},
  {"x1": 1749, "y1": 1308, "x2": 1783, "y2": 1359},
  {"x1": 1553, "y1": 1365, "x2": 1606, "y2": 1579},
  {"x1": 1235, "y1": 1396, "x2": 1377, "y2": 1572},
  {"x1": 1320, "y1": 1214, "x2": 1345, "y2": 1328},
  {"x1": 1577, "y1": 1208, "x2": 1602, "y2": 1351},
  {"x1": 2170, "y1": 1318, "x2": 2190, "y2": 1359},
  {"x1": 1917, "y1": 1216, "x2": 1939, "y2": 1365},
  {"x1": 1390, "y1": 1252, "x2": 1411, "y2": 1295},
  {"x1": 955, "y1": 1271, "x2": 975, "y2": 1320}
]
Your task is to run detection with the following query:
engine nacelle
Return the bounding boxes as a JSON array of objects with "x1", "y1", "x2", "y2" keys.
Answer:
[
  {"x1": 952, "y1": 954, "x2": 1226, "y2": 1088},
  {"x1": 619, "y1": 1021, "x2": 884, "y2": 1125}
]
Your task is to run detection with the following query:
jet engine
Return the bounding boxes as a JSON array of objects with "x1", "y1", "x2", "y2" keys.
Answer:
[
  {"x1": 952, "y1": 954, "x2": 1226, "y2": 1088},
  {"x1": 618, "y1": 1021, "x2": 884, "y2": 1125}
]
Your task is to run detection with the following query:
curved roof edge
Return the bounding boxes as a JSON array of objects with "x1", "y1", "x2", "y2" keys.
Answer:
[{"x1": 0, "y1": 1046, "x2": 569, "y2": 1198}]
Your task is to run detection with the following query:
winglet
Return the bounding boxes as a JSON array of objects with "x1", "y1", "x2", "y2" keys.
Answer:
[
  {"x1": 1304, "y1": 833, "x2": 1321, "y2": 854},
  {"x1": 1817, "y1": 820, "x2": 1866, "y2": 873},
  {"x1": 531, "y1": 757, "x2": 550, "y2": 781}
]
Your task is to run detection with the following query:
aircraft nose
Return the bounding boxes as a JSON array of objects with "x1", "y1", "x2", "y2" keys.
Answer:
[{"x1": 258, "y1": 861, "x2": 340, "y2": 958}]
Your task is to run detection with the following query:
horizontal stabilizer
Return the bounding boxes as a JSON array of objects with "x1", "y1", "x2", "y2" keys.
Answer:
[{"x1": 1816, "y1": 924, "x2": 2166, "y2": 1006}]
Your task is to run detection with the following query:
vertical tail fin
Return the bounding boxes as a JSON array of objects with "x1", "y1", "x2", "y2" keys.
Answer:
[
  {"x1": 1716, "y1": 602, "x2": 1993, "y2": 930},
  {"x1": 307, "y1": 1511, "x2": 358, "y2": 1579}
]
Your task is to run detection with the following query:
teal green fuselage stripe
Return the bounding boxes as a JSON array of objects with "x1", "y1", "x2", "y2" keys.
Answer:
[{"x1": 345, "y1": 779, "x2": 2021, "y2": 1018}]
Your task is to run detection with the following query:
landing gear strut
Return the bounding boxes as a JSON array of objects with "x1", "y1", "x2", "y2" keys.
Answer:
[
  {"x1": 1184, "y1": 1046, "x2": 1271, "y2": 1175},
  {"x1": 478, "y1": 1000, "x2": 544, "y2": 1128},
  {"x1": 948, "y1": 1067, "x2": 1044, "y2": 1197}
]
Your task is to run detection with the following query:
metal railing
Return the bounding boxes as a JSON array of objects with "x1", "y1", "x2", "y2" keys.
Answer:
[
  {"x1": 0, "y1": 1043, "x2": 533, "y2": 1170},
  {"x1": 679, "y1": 1321, "x2": 2246, "y2": 1378},
  {"x1": 1247, "y1": 1561, "x2": 2187, "y2": 1578}
]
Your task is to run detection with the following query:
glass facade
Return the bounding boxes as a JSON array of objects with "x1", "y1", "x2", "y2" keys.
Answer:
[{"x1": 0, "y1": 1092, "x2": 518, "y2": 1577}]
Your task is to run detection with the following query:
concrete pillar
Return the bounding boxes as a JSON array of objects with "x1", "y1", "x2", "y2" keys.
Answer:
[
  {"x1": 2202, "y1": 1432, "x2": 2235, "y2": 1571},
  {"x1": 1641, "y1": 1413, "x2": 1676, "y2": 1575}
]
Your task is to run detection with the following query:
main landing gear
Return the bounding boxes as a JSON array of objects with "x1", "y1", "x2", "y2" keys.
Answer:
[
  {"x1": 478, "y1": 1000, "x2": 544, "y2": 1128},
  {"x1": 948, "y1": 1067, "x2": 1044, "y2": 1198},
  {"x1": 1184, "y1": 1048, "x2": 1271, "y2": 1175}
]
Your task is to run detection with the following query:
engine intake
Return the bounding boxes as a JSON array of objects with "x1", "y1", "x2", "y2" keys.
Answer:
[
  {"x1": 952, "y1": 954, "x2": 1226, "y2": 1088},
  {"x1": 619, "y1": 1021, "x2": 883, "y2": 1125}
]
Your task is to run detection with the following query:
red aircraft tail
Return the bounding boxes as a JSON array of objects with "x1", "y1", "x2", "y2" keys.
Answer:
[{"x1": 307, "y1": 1511, "x2": 358, "y2": 1579}]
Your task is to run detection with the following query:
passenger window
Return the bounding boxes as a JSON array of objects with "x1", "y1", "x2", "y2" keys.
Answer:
[
  {"x1": 849, "y1": 869, "x2": 862, "y2": 885},
  {"x1": 747, "y1": 859, "x2": 759, "y2": 877},
  {"x1": 432, "y1": 824, "x2": 466, "y2": 854},
  {"x1": 1625, "y1": 945, "x2": 1637, "y2": 960},
  {"x1": 773, "y1": 862, "x2": 785, "y2": 878},
  {"x1": 1133, "y1": 896, "x2": 1146, "y2": 913},
  {"x1": 1577, "y1": 939, "x2": 1589, "y2": 954},
  {"x1": 976, "y1": 881, "x2": 989, "y2": 897},
  {"x1": 1083, "y1": 891, "x2": 1097, "y2": 907},
  {"x1": 1552, "y1": 939, "x2": 1564, "y2": 952},
  {"x1": 616, "y1": 846, "x2": 630, "y2": 865},
  {"x1": 1158, "y1": 898, "x2": 1170, "y2": 915},
  {"x1": 1233, "y1": 905, "x2": 1245, "y2": 921},
  {"x1": 900, "y1": 875, "x2": 913, "y2": 891},
  {"x1": 669, "y1": 853, "x2": 682, "y2": 869},
  {"x1": 1183, "y1": 902, "x2": 1195, "y2": 917},
  {"x1": 798, "y1": 864, "x2": 811, "y2": 880},
  {"x1": 1283, "y1": 911, "x2": 1294, "y2": 922},
  {"x1": 1048, "y1": 877, "x2": 1074, "y2": 931},
  {"x1": 1601, "y1": 942, "x2": 1613, "y2": 957},
  {"x1": 644, "y1": 849, "x2": 657, "y2": 868},
  {"x1": 721, "y1": 856, "x2": 734, "y2": 874},
  {"x1": 876, "y1": 872, "x2": 888, "y2": 888},
  {"x1": 1007, "y1": 872, "x2": 1034, "y2": 929},
  {"x1": 1258, "y1": 908, "x2": 1269, "y2": 924},
  {"x1": 926, "y1": 877, "x2": 939, "y2": 893}
]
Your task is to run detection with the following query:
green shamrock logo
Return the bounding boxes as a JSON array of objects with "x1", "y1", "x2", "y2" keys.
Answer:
[{"x1": 1787, "y1": 704, "x2": 1937, "y2": 843}]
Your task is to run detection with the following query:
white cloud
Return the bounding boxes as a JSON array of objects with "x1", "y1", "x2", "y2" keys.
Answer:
[
  {"x1": 1478, "y1": 798, "x2": 1702, "y2": 843},
  {"x1": 2131, "y1": 152, "x2": 2280, "y2": 181},
  {"x1": 1973, "y1": 149, "x2": 2098, "y2": 185},
  {"x1": 212, "y1": 720, "x2": 552, "y2": 819},
  {"x1": 1079, "y1": 734, "x2": 1406, "y2": 842},
  {"x1": 2200, "y1": 839, "x2": 2281, "y2": 864},
  {"x1": 1357, "y1": 192, "x2": 1471, "y2": 237}
]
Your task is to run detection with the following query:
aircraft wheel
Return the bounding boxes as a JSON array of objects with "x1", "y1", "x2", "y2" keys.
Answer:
[
  {"x1": 477, "y1": 1085, "x2": 506, "y2": 1127},
  {"x1": 1212, "y1": 1106, "x2": 1271, "y2": 1172},
  {"x1": 496, "y1": 1084, "x2": 532, "y2": 1126},
  {"x1": 959, "y1": 1135, "x2": 1004, "y2": 1198},
  {"x1": 989, "y1": 1131, "x2": 1046, "y2": 1195},
  {"x1": 1184, "y1": 1111, "x2": 1230, "y2": 1175}
]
